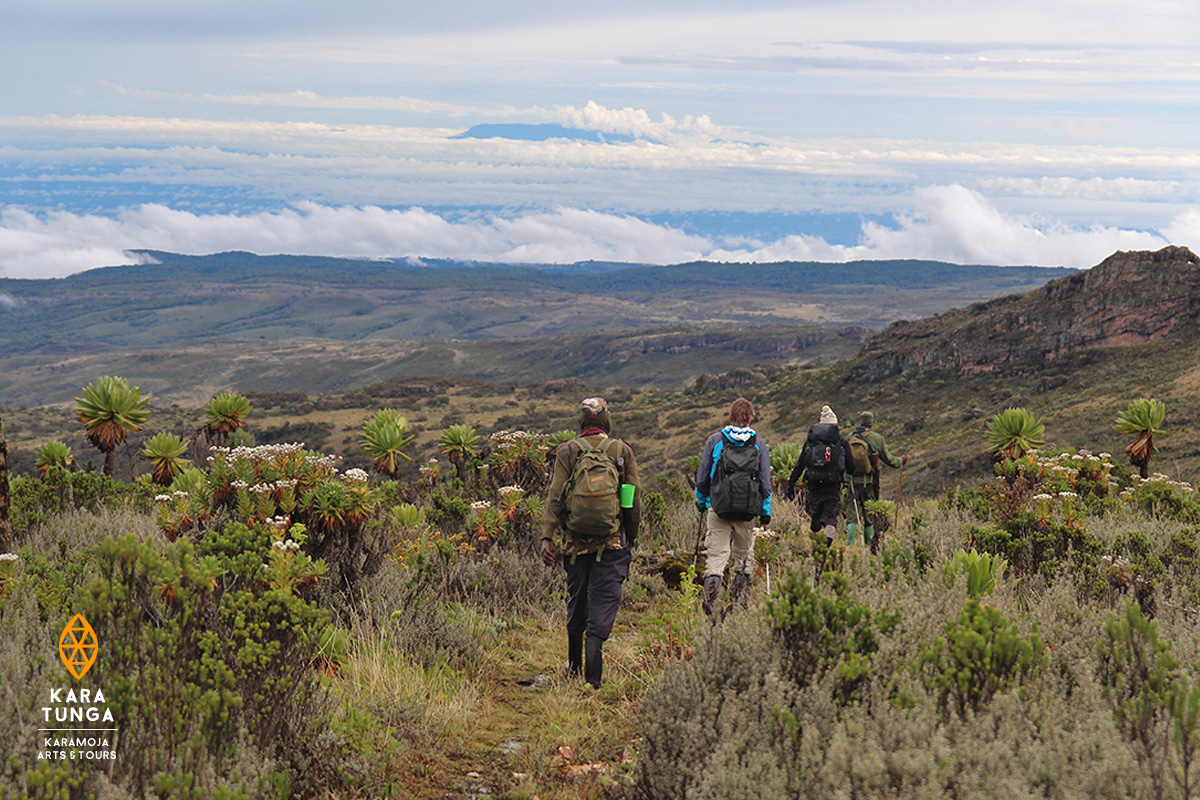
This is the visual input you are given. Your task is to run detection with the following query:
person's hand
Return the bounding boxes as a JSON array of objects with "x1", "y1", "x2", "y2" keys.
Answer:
[
  {"x1": 759, "y1": 514, "x2": 771, "y2": 528},
  {"x1": 784, "y1": 482, "x2": 796, "y2": 501},
  {"x1": 540, "y1": 538, "x2": 557, "y2": 567},
  {"x1": 901, "y1": 454, "x2": 909, "y2": 466},
  {"x1": 696, "y1": 501, "x2": 707, "y2": 518}
]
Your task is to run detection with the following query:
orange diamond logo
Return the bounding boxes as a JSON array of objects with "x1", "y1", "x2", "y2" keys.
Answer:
[{"x1": 59, "y1": 614, "x2": 98, "y2": 680}]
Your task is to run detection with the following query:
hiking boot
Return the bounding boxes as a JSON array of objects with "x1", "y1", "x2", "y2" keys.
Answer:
[
  {"x1": 566, "y1": 631, "x2": 583, "y2": 678},
  {"x1": 863, "y1": 524, "x2": 875, "y2": 549},
  {"x1": 584, "y1": 633, "x2": 604, "y2": 689},
  {"x1": 729, "y1": 572, "x2": 750, "y2": 610},
  {"x1": 701, "y1": 574, "x2": 723, "y2": 622}
]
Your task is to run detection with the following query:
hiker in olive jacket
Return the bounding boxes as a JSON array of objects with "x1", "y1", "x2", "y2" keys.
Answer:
[
  {"x1": 784, "y1": 404, "x2": 855, "y2": 543},
  {"x1": 541, "y1": 396, "x2": 640, "y2": 689},
  {"x1": 694, "y1": 397, "x2": 771, "y2": 621},
  {"x1": 847, "y1": 411, "x2": 907, "y2": 550}
]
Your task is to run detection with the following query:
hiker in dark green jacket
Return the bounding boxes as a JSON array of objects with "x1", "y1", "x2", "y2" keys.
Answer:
[
  {"x1": 846, "y1": 411, "x2": 906, "y2": 550},
  {"x1": 541, "y1": 397, "x2": 640, "y2": 689}
]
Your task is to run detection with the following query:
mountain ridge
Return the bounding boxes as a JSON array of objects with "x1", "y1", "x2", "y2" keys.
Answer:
[{"x1": 853, "y1": 246, "x2": 1200, "y2": 381}]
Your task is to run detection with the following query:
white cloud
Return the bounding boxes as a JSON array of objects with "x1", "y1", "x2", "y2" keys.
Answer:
[{"x1": 0, "y1": 186, "x2": 1189, "y2": 280}]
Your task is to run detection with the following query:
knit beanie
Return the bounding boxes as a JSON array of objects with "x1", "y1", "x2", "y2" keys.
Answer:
[
  {"x1": 579, "y1": 396, "x2": 611, "y2": 433},
  {"x1": 858, "y1": 411, "x2": 875, "y2": 428},
  {"x1": 819, "y1": 405, "x2": 837, "y2": 425}
]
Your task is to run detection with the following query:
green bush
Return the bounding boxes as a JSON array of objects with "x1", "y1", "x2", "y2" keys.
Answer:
[
  {"x1": 0, "y1": 521, "x2": 398, "y2": 799},
  {"x1": 11, "y1": 468, "x2": 154, "y2": 532},
  {"x1": 918, "y1": 597, "x2": 1045, "y2": 719},
  {"x1": 766, "y1": 569, "x2": 901, "y2": 705}
]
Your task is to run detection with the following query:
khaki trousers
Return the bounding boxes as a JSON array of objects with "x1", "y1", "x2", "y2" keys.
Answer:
[{"x1": 704, "y1": 510, "x2": 755, "y2": 578}]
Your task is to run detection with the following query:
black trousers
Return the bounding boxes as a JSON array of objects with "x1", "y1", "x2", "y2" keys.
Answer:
[
  {"x1": 564, "y1": 546, "x2": 632, "y2": 641},
  {"x1": 806, "y1": 481, "x2": 843, "y2": 531}
]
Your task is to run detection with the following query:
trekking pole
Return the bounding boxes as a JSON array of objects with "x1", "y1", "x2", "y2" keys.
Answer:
[
  {"x1": 894, "y1": 457, "x2": 906, "y2": 532},
  {"x1": 692, "y1": 508, "x2": 706, "y2": 568},
  {"x1": 846, "y1": 478, "x2": 863, "y2": 544}
]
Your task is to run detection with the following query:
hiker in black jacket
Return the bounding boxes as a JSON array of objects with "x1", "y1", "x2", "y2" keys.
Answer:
[{"x1": 785, "y1": 404, "x2": 855, "y2": 544}]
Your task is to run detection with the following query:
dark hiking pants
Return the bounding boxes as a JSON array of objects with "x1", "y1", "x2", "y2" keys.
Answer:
[
  {"x1": 564, "y1": 546, "x2": 632, "y2": 641},
  {"x1": 806, "y1": 481, "x2": 843, "y2": 531}
]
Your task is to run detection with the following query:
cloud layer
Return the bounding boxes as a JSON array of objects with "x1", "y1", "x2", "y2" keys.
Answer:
[{"x1": 0, "y1": 186, "x2": 1185, "y2": 280}]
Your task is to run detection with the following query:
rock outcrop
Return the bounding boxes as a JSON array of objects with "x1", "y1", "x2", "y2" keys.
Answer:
[{"x1": 851, "y1": 246, "x2": 1200, "y2": 382}]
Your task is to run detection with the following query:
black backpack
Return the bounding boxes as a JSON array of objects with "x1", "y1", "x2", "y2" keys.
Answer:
[
  {"x1": 710, "y1": 434, "x2": 763, "y2": 521},
  {"x1": 803, "y1": 424, "x2": 844, "y2": 484}
]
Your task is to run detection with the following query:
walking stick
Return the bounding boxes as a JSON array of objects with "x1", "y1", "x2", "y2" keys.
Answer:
[
  {"x1": 894, "y1": 457, "x2": 906, "y2": 532},
  {"x1": 846, "y1": 478, "x2": 863, "y2": 544},
  {"x1": 692, "y1": 508, "x2": 706, "y2": 567}
]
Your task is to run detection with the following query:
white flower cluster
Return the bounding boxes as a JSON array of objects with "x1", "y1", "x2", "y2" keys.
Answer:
[
  {"x1": 498, "y1": 485, "x2": 524, "y2": 496},
  {"x1": 250, "y1": 483, "x2": 274, "y2": 497},
  {"x1": 751, "y1": 527, "x2": 775, "y2": 538},
  {"x1": 1032, "y1": 493, "x2": 1055, "y2": 502},
  {"x1": 211, "y1": 443, "x2": 306, "y2": 463},
  {"x1": 343, "y1": 468, "x2": 369, "y2": 484},
  {"x1": 489, "y1": 430, "x2": 542, "y2": 452},
  {"x1": 263, "y1": 515, "x2": 291, "y2": 533},
  {"x1": 305, "y1": 453, "x2": 341, "y2": 470},
  {"x1": 470, "y1": 500, "x2": 492, "y2": 511},
  {"x1": 1130, "y1": 473, "x2": 1194, "y2": 492},
  {"x1": 271, "y1": 540, "x2": 301, "y2": 553},
  {"x1": 1058, "y1": 491, "x2": 1078, "y2": 499},
  {"x1": 0, "y1": 553, "x2": 19, "y2": 562},
  {"x1": 155, "y1": 494, "x2": 172, "y2": 503}
]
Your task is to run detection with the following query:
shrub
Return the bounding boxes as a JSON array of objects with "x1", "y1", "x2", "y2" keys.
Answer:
[
  {"x1": 0, "y1": 524, "x2": 380, "y2": 798},
  {"x1": 11, "y1": 469, "x2": 154, "y2": 533},
  {"x1": 918, "y1": 597, "x2": 1045, "y2": 719},
  {"x1": 766, "y1": 569, "x2": 901, "y2": 705}
]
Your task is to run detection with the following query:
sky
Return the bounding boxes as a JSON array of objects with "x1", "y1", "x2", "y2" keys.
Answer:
[{"x1": 2, "y1": 0, "x2": 1200, "y2": 278}]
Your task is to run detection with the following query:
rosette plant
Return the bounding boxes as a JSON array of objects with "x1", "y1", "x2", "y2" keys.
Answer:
[
  {"x1": 359, "y1": 409, "x2": 415, "y2": 479},
  {"x1": 769, "y1": 443, "x2": 801, "y2": 478},
  {"x1": 438, "y1": 424, "x2": 480, "y2": 480},
  {"x1": 985, "y1": 407, "x2": 1045, "y2": 461},
  {"x1": 204, "y1": 392, "x2": 253, "y2": 445},
  {"x1": 34, "y1": 441, "x2": 74, "y2": 476},
  {"x1": 140, "y1": 432, "x2": 190, "y2": 486},
  {"x1": 1114, "y1": 398, "x2": 1166, "y2": 479},
  {"x1": 75, "y1": 376, "x2": 150, "y2": 475}
]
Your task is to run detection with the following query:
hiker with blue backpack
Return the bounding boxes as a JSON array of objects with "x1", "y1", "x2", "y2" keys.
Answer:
[
  {"x1": 784, "y1": 404, "x2": 856, "y2": 545},
  {"x1": 694, "y1": 398, "x2": 772, "y2": 622},
  {"x1": 540, "y1": 397, "x2": 641, "y2": 689}
]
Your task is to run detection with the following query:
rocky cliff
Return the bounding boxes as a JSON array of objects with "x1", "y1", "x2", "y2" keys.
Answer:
[{"x1": 851, "y1": 246, "x2": 1200, "y2": 381}]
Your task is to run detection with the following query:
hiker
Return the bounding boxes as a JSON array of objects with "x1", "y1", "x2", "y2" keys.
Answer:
[
  {"x1": 784, "y1": 404, "x2": 855, "y2": 544},
  {"x1": 694, "y1": 398, "x2": 772, "y2": 621},
  {"x1": 540, "y1": 397, "x2": 640, "y2": 689},
  {"x1": 846, "y1": 411, "x2": 907, "y2": 550}
]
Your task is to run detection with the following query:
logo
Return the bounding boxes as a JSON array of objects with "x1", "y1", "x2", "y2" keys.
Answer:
[{"x1": 58, "y1": 614, "x2": 98, "y2": 680}]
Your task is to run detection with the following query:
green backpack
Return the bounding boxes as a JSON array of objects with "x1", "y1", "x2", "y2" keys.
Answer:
[
  {"x1": 562, "y1": 438, "x2": 624, "y2": 540},
  {"x1": 848, "y1": 431, "x2": 875, "y2": 477}
]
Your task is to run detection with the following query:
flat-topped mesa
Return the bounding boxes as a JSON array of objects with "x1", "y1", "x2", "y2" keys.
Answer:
[{"x1": 851, "y1": 246, "x2": 1200, "y2": 382}]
